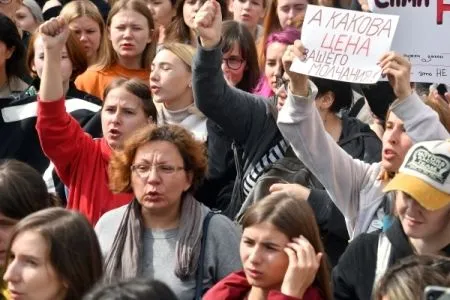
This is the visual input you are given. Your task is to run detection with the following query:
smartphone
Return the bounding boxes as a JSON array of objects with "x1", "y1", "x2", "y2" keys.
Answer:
[{"x1": 424, "y1": 286, "x2": 450, "y2": 300}]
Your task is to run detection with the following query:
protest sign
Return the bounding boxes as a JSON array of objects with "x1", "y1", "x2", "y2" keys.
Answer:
[
  {"x1": 290, "y1": 5, "x2": 399, "y2": 84},
  {"x1": 368, "y1": 0, "x2": 450, "y2": 83}
]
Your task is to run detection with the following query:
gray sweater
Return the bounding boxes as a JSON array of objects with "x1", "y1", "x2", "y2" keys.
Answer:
[
  {"x1": 277, "y1": 81, "x2": 449, "y2": 239},
  {"x1": 95, "y1": 204, "x2": 242, "y2": 300}
]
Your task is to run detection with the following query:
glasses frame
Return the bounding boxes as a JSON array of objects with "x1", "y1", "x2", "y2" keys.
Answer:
[
  {"x1": 130, "y1": 164, "x2": 185, "y2": 180},
  {"x1": 222, "y1": 57, "x2": 245, "y2": 71}
]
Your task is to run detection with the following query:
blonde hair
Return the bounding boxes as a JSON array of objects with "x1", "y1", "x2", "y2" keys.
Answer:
[
  {"x1": 60, "y1": 0, "x2": 108, "y2": 65},
  {"x1": 95, "y1": 0, "x2": 156, "y2": 71},
  {"x1": 158, "y1": 42, "x2": 195, "y2": 71}
]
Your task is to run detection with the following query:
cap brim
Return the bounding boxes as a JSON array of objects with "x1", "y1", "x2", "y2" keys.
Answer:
[{"x1": 383, "y1": 173, "x2": 450, "y2": 211}]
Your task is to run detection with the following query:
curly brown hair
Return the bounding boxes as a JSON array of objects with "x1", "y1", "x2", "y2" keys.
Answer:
[{"x1": 108, "y1": 124, "x2": 207, "y2": 194}]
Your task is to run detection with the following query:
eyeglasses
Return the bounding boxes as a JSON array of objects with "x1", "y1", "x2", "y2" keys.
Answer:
[
  {"x1": 275, "y1": 75, "x2": 290, "y2": 90},
  {"x1": 130, "y1": 164, "x2": 185, "y2": 179},
  {"x1": 222, "y1": 57, "x2": 245, "y2": 70}
]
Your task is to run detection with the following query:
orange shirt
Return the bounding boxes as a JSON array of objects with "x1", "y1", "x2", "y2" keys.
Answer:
[{"x1": 75, "y1": 63, "x2": 150, "y2": 100}]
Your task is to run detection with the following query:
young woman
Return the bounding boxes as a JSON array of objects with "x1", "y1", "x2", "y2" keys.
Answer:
[
  {"x1": 95, "y1": 124, "x2": 242, "y2": 300},
  {"x1": 3, "y1": 207, "x2": 103, "y2": 300},
  {"x1": 35, "y1": 17, "x2": 157, "y2": 224},
  {"x1": 332, "y1": 140, "x2": 450, "y2": 299},
  {"x1": 257, "y1": 0, "x2": 314, "y2": 69},
  {"x1": 0, "y1": 24, "x2": 101, "y2": 200},
  {"x1": 145, "y1": 0, "x2": 177, "y2": 44},
  {"x1": 253, "y1": 27, "x2": 299, "y2": 98},
  {"x1": 204, "y1": 192, "x2": 331, "y2": 300},
  {"x1": 0, "y1": 14, "x2": 28, "y2": 98},
  {"x1": 230, "y1": 0, "x2": 266, "y2": 40},
  {"x1": 164, "y1": 0, "x2": 228, "y2": 46},
  {"x1": 150, "y1": 43, "x2": 207, "y2": 141},
  {"x1": 75, "y1": 0, "x2": 155, "y2": 100},
  {"x1": 60, "y1": 0, "x2": 108, "y2": 66},
  {"x1": 15, "y1": 0, "x2": 43, "y2": 34},
  {"x1": 0, "y1": 159, "x2": 60, "y2": 298},
  {"x1": 276, "y1": 40, "x2": 450, "y2": 238}
]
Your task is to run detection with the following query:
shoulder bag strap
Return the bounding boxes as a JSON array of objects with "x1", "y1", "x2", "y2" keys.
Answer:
[{"x1": 194, "y1": 211, "x2": 217, "y2": 300}]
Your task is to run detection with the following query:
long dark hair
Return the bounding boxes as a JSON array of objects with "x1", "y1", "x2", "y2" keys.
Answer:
[
  {"x1": 222, "y1": 21, "x2": 260, "y2": 92},
  {"x1": 0, "y1": 159, "x2": 60, "y2": 220},
  {"x1": 0, "y1": 13, "x2": 26, "y2": 84},
  {"x1": 241, "y1": 192, "x2": 332, "y2": 300},
  {"x1": 5, "y1": 208, "x2": 103, "y2": 300}
]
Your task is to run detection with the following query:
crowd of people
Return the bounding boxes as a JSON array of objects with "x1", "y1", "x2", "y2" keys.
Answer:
[{"x1": 0, "y1": 0, "x2": 449, "y2": 299}]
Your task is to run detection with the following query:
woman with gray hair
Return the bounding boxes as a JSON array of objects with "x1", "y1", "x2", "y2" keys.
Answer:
[
  {"x1": 15, "y1": 0, "x2": 43, "y2": 34},
  {"x1": 95, "y1": 124, "x2": 242, "y2": 300}
]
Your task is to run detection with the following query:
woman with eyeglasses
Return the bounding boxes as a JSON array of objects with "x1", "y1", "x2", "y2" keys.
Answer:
[
  {"x1": 149, "y1": 43, "x2": 207, "y2": 141},
  {"x1": 35, "y1": 17, "x2": 157, "y2": 225},
  {"x1": 95, "y1": 124, "x2": 241, "y2": 300}
]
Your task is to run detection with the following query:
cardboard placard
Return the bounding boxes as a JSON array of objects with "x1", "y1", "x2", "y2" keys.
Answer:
[{"x1": 290, "y1": 5, "x2": 399, "y2": 84}]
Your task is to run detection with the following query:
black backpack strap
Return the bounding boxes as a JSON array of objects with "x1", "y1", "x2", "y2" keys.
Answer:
[
  {"x1": 194, "y1": 210, "x2": 218, "y2": 300},
  {"x1": 348, "y1": 96, "x2": 365, "y2": 118},
  {"x1": 337, "y1": 132, "x2": 375, "y2": 147}
]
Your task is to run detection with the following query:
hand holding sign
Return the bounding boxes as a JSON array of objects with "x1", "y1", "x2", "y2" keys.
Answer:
[
  {"x1": 283, "y1": 40, "x2": 309, "y2": 96},
  {"x1": 378, "y1": 52, "x2": 412, "y2": 101},
  {"x1": 194, "y1": 0, "x2": 222, "y2": 49}
]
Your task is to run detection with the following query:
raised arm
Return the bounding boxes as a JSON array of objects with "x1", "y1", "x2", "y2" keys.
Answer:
[
  {"x1": 36, "y1": 17, "x2": 95, "y2": 184},
  {"x1": 192, "y1": 0, "x2": 273, "y2": 145},
  {"x1": 276, "y1": 42, "x2": 379, "y2": 223}
]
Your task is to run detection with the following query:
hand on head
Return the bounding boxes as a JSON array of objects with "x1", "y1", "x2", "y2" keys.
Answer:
[
  {"x1": 193, "y1": 0, "x2": 222, "y2": 48},
  {"x1": 378, "y1": 52, "x2": 412, "y2": 101},
  {"x1": 269, "y1": 183, "x2": 311, "y2": 201},
  {"x1": 282, "y1": 235, "x2": 323, "y2": 298},
  {"x1": 38, "y1": 16, "x2": 69, "y2": 52}
]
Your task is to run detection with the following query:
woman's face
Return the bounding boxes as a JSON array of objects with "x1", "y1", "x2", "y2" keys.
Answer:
[
  {"x1": 130, "y1": 141, "x2": 192, "y2": 215},
  {"x1": 222, "y1": 42, "x2": 246, "y2": 87},
  {"x1": 232, "y1": 0, "x2": 265, "y2": 31},
  {"x1": 265, "y1": 42, "x2": 287, "y2": 94},
  {"x1": 149, "y1": 49, "x2": 192, "y2": 107},
  {"x1": 381, "y1": 112, "x2": 414, "y2": 173},
  {"x1": 183, "y1": 0, "x2": 203, "y2": 29},
  {"x1": 396, "y1": 192, "x2": 450, "y2": 240},
  {"x1": 69, "y1": 16, "x2": 102, "y2": 63},
  {"x1": 15, "y1": 5, "x2": 39, "y2": 33},
  {"x1": 3, "y1": 231, "x2": 67, "y2": 300},
  {"x1": 240, "y1": 222, "x2": 290, "y2": 289},
  {"x1": 276, "y1": 0, "x2": 308, "y2": 29},
  {"x1": 101, "y1": 86, "x2": 151, "y2": 150},
  {"x1": 32, "y1": 36, "x2": 73, "y2": 84},
  {"x1": 109, "y1": 9, "x2": 152, "y2": 64},
  {"x1": 147, "y1": 0, "x2": 176, "y2": 28},
  {"x1": 0, "y1": 213, "x2": 17, "y2": 266}
]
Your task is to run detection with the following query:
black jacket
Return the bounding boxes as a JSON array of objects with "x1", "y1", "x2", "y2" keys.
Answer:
[{"x1": 332, "y1": 218, "x2": 450, "y2": 300}]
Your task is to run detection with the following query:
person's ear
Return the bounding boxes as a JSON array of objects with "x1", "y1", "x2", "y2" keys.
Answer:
[
  {"x1": 321, "y1": 91, "x2": 334, "y2": 110},
  {"x1": 184, "y1": 171, "x2": 193, "y2": 192},
  {"x1": 228, "y1": 0, "x2": 234, "y2": 14},
  {"x1": 5, "y1": 46, "x2": 15, "y2": 60}
]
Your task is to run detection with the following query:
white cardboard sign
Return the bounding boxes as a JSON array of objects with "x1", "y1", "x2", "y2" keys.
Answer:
[
  {"x1": 368, "y1": 0, "x2": 450, "y2": 83},
  {"x1": 290, "y1": 5, "x2": 399, "y2": 84}
]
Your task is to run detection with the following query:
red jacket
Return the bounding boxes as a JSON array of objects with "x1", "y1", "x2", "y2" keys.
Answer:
[
  {"x1": 203, "y1": 271, "x2": 324, "y2": 300},
  {"x1": 36, "y1": 97, "x2": 133, "y2": 224}
]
